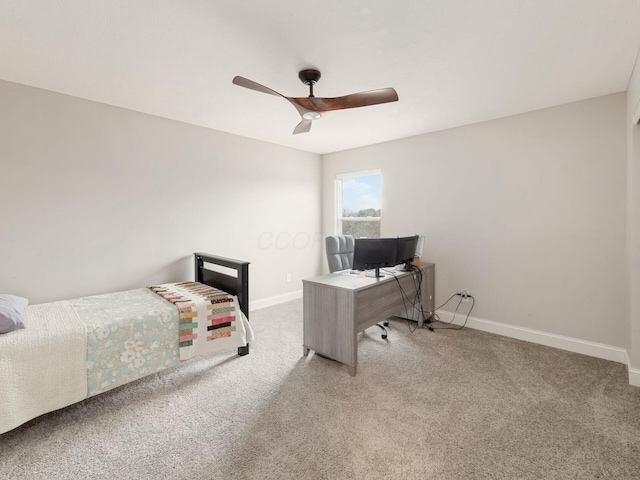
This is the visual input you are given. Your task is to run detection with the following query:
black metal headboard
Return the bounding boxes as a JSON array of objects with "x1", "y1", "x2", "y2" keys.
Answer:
[{"x1": 193, "y1": 252, "x2": 250, "y2": 320}]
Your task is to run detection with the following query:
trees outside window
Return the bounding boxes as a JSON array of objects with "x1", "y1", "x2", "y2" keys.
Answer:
[{"x1": 335, "y1": 171, "x2": 381, "y2": 238}]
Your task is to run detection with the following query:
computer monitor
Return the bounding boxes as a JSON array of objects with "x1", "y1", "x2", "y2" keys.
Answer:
[
  {"x1": 352, "y1": 238, "x2": 398, "y2": 278},
  {"x1": 395, "y1": 235, "x2": 419, "y2": 270}
]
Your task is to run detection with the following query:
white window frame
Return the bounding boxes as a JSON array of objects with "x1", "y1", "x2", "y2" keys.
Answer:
[{"x1": 335, "y1": 169, "x2": 382, "y2": 237}]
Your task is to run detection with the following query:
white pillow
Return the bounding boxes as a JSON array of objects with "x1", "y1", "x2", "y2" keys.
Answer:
[{"x1": 0, "y1": 294, "x2": 28, "y2": 334}]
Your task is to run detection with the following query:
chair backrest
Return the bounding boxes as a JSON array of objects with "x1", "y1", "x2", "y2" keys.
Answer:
[{"x1": 325, "y1": 235, "x2": 355, "y2": 273}]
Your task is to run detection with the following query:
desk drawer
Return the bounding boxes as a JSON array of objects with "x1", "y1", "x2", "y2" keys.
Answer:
[{"x1": 354, "y1": 279, "x2": 405, "y2": 332}]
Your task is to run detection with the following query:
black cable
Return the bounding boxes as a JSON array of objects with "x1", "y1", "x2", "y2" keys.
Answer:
[
  {"x1": 432, "y1": 292, "x2": 461, "y2": 311},
  {"x1": 375, "y1": 266, "x2": 476, "y2": 332},
  {"x1": 410, "y1": 266, "x2": 433, "y2": 331},
  {"x1": 390, "y1": 265, "x2": 434, "y2": 332},
  {"x1": 432, "y1": 295, "x2": 475, "y2": 330},
  {"x1": 390, "y1": 269, "x2": 415, "y2": 331}
]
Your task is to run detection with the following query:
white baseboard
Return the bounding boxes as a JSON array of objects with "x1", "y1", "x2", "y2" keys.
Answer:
[
  {"x1": 625, "y1": 351, "x2": 640, "y2": 387},
  {"x1": 247, "y1": 296, "x2": 640, "y2": 386},
  {"x1": 437, "y1": 309, "x2": 628, "y2": 365},
  {"x1": 250, "y1": 290, "x2": 302, "y2": 311}
]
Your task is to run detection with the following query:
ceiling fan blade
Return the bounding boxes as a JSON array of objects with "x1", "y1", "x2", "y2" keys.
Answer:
[
  {"x1": 289, "y1": 88, "x2": 398, "y2": 112},
  {"x1": 232, "y1": 76, "x2": 284, "y2": 97},
  {"x1": 233, "y1": 75, "x2": 314, "y2": 119},
  {"x1": 293, "y1": 119, "x2": 312, "y2": 135}
]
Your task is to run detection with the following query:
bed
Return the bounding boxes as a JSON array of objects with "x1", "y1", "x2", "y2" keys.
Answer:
[{"x1": 0, "y1": 253, "x2": 252, "y2": 435}]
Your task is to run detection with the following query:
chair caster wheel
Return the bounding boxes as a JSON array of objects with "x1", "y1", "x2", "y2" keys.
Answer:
[{"x1": 382, "y1": 334, "x2": 388, "y2": 340}]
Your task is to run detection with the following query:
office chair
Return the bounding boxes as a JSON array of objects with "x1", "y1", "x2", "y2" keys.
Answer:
[{"x1": 325, "y1": 235, "x2": 388, "y2": 340}]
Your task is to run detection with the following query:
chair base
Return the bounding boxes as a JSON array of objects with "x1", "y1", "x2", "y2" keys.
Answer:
[{"x1": 373, "y1": 323, "x2": 388, "y2": 340}]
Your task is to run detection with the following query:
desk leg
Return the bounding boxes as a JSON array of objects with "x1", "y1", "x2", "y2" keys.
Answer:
[
  {"x1": 303, "y1": 346, "x2": 310, "y2": 356},
  {"x1": 347, "y1": 365, "x2": 357, "y2": 376}
]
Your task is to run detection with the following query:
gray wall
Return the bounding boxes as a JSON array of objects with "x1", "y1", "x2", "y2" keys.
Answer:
[
  {"x1": 0, "y1": 80, "x2": 322, "y2": 306},
  {"x1": 1, "y1": 78, "x2": 632, "y2": 377},
  {"x1": 322, "y1": 93, "x2": 628, "y2": 349},
  {"x1": 627, "y1": 60, "x2": 640, "y2": 380}
]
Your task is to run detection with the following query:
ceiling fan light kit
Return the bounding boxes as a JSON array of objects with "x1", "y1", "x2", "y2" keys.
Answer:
[
  {"x1": 302, "y1": 111, "x2": 322, "y2": 120},
  {"x1": 232, "y1": 69, "x2": 398, "y2": 134}
]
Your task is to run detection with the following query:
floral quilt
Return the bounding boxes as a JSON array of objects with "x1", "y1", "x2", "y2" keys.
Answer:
[
  {"x1": 71, "y1": 288, "x2": 180, "y2": 396},
  {"x1": 71, "y1": 284, "x2": 253, "y2": 397}
]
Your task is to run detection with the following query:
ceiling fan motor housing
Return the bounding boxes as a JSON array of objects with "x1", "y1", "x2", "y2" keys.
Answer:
[{"x1": 298, "y1": 69, "x2": 321, "y2": 85}]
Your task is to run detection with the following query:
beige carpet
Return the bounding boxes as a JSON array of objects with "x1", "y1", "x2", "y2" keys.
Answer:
[{"x1": 1, "y1": 299, "x2": 639, "y2": 479}]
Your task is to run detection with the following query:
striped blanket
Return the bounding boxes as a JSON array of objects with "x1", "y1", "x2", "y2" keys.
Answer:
[{"x1": 150, "y1": 282, "x2": 252, "y2": 361}]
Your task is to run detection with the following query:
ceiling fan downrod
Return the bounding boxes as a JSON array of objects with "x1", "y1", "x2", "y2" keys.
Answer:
[{"x1": 298, "y1": 69, "x2": 321, "y2": 98}]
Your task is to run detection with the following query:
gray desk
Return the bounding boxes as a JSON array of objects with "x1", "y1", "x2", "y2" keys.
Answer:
[{"x1": 302, "y1": 264, "x2": 435, "y2": 375}]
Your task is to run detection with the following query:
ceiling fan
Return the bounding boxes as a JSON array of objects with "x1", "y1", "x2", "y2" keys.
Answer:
[{"x1": 232, "y1": 69, "x2": 399, "y2": 135}]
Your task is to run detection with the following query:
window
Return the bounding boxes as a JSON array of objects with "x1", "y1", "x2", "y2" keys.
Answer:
[{"x1": 335, "y1": 170, "x2": 381, "y2": 238}]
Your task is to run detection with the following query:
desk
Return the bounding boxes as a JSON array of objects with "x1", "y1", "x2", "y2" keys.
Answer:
[{"x1": 302, "y1": 264, "x2": 435, "y2": 376}]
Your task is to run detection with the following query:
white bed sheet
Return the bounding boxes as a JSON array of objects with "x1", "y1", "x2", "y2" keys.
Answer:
[{"x1": 0, "y1": 301, "x2": 87, "y2": 434}]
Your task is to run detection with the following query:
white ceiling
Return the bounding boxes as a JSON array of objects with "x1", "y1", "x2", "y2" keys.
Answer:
[{"x1": 1, "y1": 1, "x2": 640, "y2": 155}]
